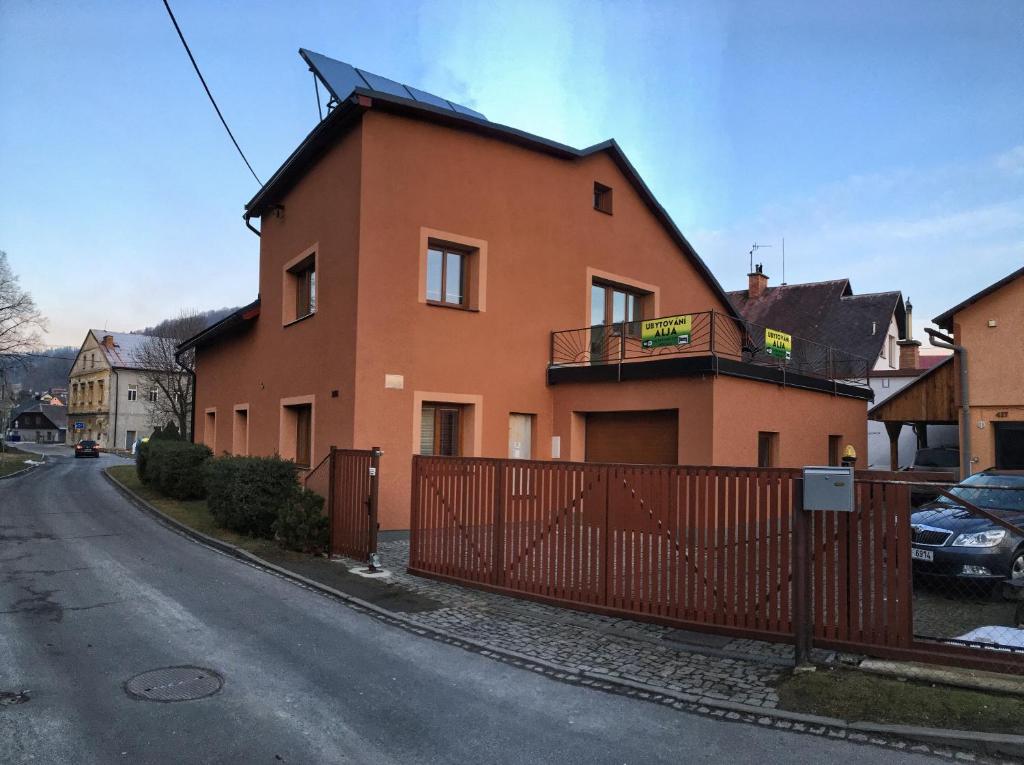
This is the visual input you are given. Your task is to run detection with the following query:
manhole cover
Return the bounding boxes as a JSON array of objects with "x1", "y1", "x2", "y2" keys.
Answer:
[
  {"x1": 124, "y1": 666, "x2": 223, "y2": 702},
  {"x1": 0, "y1": 690, "x2": 30, "y2": 706}
]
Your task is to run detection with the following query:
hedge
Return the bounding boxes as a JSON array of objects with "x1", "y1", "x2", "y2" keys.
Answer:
[
  {"x1": 144, "y1": 440, "x2": 212, "y2": 500},
  {"x1": 273, "y1": 488, "x2": 328, "y2": 553},
  {"x1": 205, "y1": 456, "x2": 299, "y2": 538}
]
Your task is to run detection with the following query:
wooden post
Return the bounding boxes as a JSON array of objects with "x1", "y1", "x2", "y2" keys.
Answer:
[
  {"x1": 409, "y1": 455, "x2": 420, "y2": 569},
  {"x1": 792, "y1": 478, "x2": 813, "y2": 666},
  {"x1": 327, "y1": 446, "x2": 337, "y2": 557},
  {"x1": 493, "y1": 461, "x2": 506, "y2": 587},
  {"x1": 368, "y1": 447, "x2": 382, "y2": 564},
  {"x1": 884, "y1": 421, "x2": 903, "y2": 472}
]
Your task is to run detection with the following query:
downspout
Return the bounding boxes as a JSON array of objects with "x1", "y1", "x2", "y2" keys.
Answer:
[
  {"x1": 244, "y1": 213, "x2": 261, "y2": 238},
  {"x1": 111, "y1": 368, "x2": 120, "y2": 452},
  {"x1": 925, "y1": 327, "x2": 971, "y2": 478}
]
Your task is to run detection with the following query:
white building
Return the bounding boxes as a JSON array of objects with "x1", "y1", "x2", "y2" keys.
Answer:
[{"x1": 67, "y1": 330, "x2": 184, "y2": 450}]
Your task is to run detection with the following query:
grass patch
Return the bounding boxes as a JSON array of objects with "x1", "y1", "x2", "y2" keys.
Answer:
[
  {"x1": 777, "y1": 666, "x2": 1024, "y2": 734},
  {"x1": 106, "y1": 465, "x2": 290, "y2": 559},
  {"x1": 0, "y1": 447, "x2": 34, "y2": 477}
]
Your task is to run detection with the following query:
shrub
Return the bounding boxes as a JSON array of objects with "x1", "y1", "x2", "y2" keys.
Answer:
[
  {"x1": 205, "y1": 456, "x2": 299, "y2": 538},
  {"x1": 147, "y1": 440, "x2": 212, "y2": 500},
  {"x1": 135, "y1": 439, "x2": 151, "y2": 483},
  {"x1": 273, "y1": 488, "x2": 328, "y2": 554},
  {"x1": 151, "y1": 423, "x2": 183, "y2": 441}
]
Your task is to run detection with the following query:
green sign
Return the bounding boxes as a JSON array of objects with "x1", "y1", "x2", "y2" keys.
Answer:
[
  {"x1": 641, "y1": 314, "x2": 692, "y2": 348},
  {"x1": 765, "y1": 327, "x2": 792, "y2": 360}
]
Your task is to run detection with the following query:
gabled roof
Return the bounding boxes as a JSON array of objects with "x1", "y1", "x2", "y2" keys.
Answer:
[
  {"x1": 244, "y1": 51, "x2": 740, "y2": 322},
  {"x1": 727, "y1": 279, "x2": 905, "y2": 362},
  {"x1": 933, "y1": 265, "x2": 1024, "y2": 330},
  {"x1": 8, "y1": 401, "x2": 67, "y2": 430},
  {"x1": 85, "y1": 330, "x2": 172, "y2": 370},
  {"x1": 176, "y1": 299, "x2": 261, "y2": 355}
]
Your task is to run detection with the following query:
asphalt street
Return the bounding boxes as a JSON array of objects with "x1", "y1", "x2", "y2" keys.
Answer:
[{"x1": 0, "y1": 444, "x2": 940, "y2": 764}]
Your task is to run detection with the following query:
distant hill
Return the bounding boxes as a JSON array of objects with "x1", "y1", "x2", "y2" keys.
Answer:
[
  {"x1": 1, "y1": 307, "x2": 240, "y2": 398},
  {"x1": 1, "y1": 346, "x2": 77, "y2": 397},
  {"x1": 135, "y1": 306, "x2": 239, "y2": 337}
]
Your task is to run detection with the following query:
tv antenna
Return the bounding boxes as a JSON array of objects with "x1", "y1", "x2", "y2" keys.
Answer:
[{"x1": 749, "y1": 242, "x2": 772, "y2": 273}]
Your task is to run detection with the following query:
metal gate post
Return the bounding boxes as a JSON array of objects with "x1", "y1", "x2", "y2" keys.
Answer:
[
  {"x1": 327, "y1": 446, "x2": 337, "y2": 557},
  {"x1": 792, "y1": 478, "x2": 813, "y2": 666},
  {"x1": 367, "y1": 447, "x2": 382, "y2": 569}
]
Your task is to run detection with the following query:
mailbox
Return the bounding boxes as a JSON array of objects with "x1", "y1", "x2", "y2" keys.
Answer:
[{"x1": 802, "y1": 466, "x2": 854, "y2": 512}]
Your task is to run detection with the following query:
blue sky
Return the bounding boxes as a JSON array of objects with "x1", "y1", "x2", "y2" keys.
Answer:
[{"x1": 1, "y1": 0, "x2": 1021, "y2": 347}]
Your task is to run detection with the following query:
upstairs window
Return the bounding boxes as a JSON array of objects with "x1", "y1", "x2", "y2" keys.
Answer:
[
  {"x1": 149, "y1": 388, "x2": 158, "y2": 403},
  {"x1": 593, "y1": 182, "x2": 613, "y2": 214},
  {"x1": 127, "y1": 384, "x2": 138, "y2": 402},
  {"x1": 426, "y1": 245, "x2": 467, "y2": 307},
  {"x1": 283, "y1": 249, "x2": 317, "y2": 325},
  {"x1": 591, "y1": 281, "x2": 644, "y2": 327}
]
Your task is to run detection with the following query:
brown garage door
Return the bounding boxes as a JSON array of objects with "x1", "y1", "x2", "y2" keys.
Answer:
[{"x1": 585, "y1": 410, "x2": 679, "y2": 465}]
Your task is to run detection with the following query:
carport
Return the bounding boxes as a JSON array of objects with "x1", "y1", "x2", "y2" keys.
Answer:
[{"x1": 868, "y1": 356, "x2": 957, "y2": 471}]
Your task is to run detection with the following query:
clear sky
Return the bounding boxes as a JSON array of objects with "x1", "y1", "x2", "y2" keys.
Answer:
[{"x1": 1, "y1": 0, "x2": 1021, "y2": 347}]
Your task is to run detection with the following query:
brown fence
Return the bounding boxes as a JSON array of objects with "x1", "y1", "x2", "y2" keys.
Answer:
[
  {"x1": 409, "y1": 456, "x2": 1024, "y2": 674},
  {"x1": 305, "y1": 447, "x2": 381, "y2": 560}
]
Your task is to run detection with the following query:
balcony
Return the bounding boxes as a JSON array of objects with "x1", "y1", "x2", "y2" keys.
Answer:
[{"x1": 548, "y1": 310, "x2": 872, "y2": 398}]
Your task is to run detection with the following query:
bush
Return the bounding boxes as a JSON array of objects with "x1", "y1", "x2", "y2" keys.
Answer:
[
  {"x1": 150, "y1": 423, "x2": 183, "y2": 441},
  {"x1": 135, "y1": 439, "x2": 151, "y2": 483},
  {"x1": 146, "y1": 440, "x2": 212, "y2": 500},
  {"x1": 273, "y1": 488, "x2": 328, "y2": 553},
  {"x1": 205, "y1": 456, "x2": 299, "y2": 538}
]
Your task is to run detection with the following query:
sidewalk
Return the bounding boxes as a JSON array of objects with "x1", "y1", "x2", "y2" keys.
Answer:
[{"x1": 339, "y1": 533, "x2": 791, "y2": 708}]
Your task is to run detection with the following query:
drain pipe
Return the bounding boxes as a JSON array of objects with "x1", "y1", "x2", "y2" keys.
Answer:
[
  {"x1": 244, "y1": 213, "x2": 261, "y2": 238},
  {"x1": 925, "y1": 327, "x2": 971, "y2": 478}
]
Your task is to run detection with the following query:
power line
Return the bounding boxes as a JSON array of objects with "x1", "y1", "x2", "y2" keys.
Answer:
[{"x1": 161, "y1": 0, "x2": 263, "y2": 186}]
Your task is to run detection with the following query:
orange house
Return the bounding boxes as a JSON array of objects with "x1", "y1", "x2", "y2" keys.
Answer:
[{"x1": 182, "y1": 51, "x2": 870, "y2": 529}]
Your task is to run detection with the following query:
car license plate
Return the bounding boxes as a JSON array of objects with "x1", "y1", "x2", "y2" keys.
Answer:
[{"x1": 911, "y1": 547, "x2": 934, "y2": 562}]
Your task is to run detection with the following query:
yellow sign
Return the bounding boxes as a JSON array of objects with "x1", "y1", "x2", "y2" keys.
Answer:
[
  {"x1": 641, "y1": 314, "x2": 692, "y2": 348},
  {"x1": 765, "y1": 327, "x2": 792, "y2": 360}
]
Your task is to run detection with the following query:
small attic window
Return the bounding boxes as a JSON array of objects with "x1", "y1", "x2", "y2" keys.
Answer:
[{"x1": 593, "y1": 182, "x2": 613, "y2": 215}]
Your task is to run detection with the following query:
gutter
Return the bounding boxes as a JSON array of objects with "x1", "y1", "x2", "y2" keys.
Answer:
[
  {"x1": 925, "y1": 327, "x2": 971, "y2": 477},
  {"x1": 244, "y1": 213, "x2": 261, "y2": 238}
]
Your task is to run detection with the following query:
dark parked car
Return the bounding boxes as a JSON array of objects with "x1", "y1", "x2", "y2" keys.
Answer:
[
  {"x1": 74, "y1": 440, "x2": 100, "y2": 458},
  {"x1": 910, "y1": 470, "x2": 1024, "y2": 586}
]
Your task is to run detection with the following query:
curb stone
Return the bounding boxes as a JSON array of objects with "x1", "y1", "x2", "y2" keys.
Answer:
[
  {"x1": 101, "y1": 469, "x2": 1024, "y2": 763},
  {"x1": 0, "y1": 455, "x2": 46, "y2": 481}
]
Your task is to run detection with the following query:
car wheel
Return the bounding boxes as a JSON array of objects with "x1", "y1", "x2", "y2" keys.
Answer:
[{"x1": 1011, "y1": 551, "x2": 1024, "y2": 582}]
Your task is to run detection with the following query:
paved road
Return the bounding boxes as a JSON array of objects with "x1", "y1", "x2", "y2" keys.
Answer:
[{"x1": 1, "y1": 445, "x2": 939, "y2": 764}]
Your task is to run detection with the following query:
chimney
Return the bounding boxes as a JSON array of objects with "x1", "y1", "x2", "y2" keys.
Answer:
[
  {"x1": 898, "y1": 339, "x2": 921, "y2": 370},
  {"x1": 748, "y1": 263, "x2": 769, "y2": 299},
  {"x1": 904, "y1": 297, "x2": 914, "y2": 341},
  {"x1": 101, "y1": 334, "x2": 115, "y2": 349}
]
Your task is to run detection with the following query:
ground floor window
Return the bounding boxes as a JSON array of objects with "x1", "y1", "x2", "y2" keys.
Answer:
[
  {"x1": 758, "y1": 431, "x2": 779, "y2": 468},
  {"x1": 292, "y1": 404, "x2": 312, "y2": 467},
  {"x1": 420, "y1": 403, "x2": 462, "y2": 456},
  {"x1": 233, "y1": 407, "x2": 249, "y2": 456},
  {"x1": 126, "y1": 430, "x2": 137, "y2": 450}
]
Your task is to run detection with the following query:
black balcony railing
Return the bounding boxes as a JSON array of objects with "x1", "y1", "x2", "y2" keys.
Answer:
[{"x1": 549, "y1": 310, "x2": 871, "y2": 386}]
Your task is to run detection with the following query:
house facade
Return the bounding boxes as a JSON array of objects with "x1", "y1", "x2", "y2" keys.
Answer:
[
  {"x1": 934, "y1": 266, "x2": 1024, "y2": 471},
  {"x1": 67, "y1": 330, "x2": 178, "y2": 450},
  {"x1": 184, "y1": 52, "x2": 872, "y2": 529},
  {"x1": 869, "y1": 265, "x2": 1024, "y2": 474},
  {"x1": 7, "y1": 400, "x2": 67, "y2": 443}
]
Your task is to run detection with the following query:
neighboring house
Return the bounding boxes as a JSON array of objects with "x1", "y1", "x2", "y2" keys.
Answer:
[
  {"x1": 182, "y1": 50, "x2": 873, "y2": 530},
  {"x1": 7, "y1": 400, "x2": 67, "y2": 443},
  {"x1": 727, "y1": 267, "x2": 908, "y2": 373},
  {"x1": 726, "y1": 268, "x2": 932, "y2": 468},
  {"x1": 870, "y1": 265, "x2": 1024, "y2": 474},
  {"x1": 67, "y1": 330, "x2": 181, "y2": 450}
]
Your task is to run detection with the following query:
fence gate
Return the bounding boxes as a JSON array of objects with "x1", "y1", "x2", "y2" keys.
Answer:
[{"x1": 305, "y1": 447, "x2": 381, "y2": 560}]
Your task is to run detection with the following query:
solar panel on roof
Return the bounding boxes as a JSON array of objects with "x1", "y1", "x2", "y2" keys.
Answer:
[{"x1": 299, "y1": 48, "x2": 487, "y2": 122}]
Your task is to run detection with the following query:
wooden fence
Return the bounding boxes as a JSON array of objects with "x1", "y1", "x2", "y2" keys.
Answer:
[
  {"x1": 305, "y1": 447, "x2": 381, "y2": 560},
  {"x1": 409, "y1": 456, "x2": 916, "y2": 652}
]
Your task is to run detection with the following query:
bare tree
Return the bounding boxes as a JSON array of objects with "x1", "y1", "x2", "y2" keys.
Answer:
[
  {"x1": 1, "y1": 251, "x2": 47, "y2": 452},
  {"x1": 0, "y1": 251, "x2": 45, "y2": 361},
  {"x1": 132, "y1": 311, "x2": 206, "y2": 441}
]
